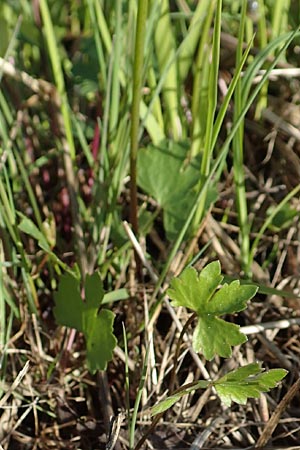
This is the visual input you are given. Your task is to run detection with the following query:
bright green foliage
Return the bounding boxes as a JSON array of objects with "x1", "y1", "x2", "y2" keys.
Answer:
[
  {"x1": 54, "y1": 272, "x2": 117, "y2": 373},
  {"x1": 214, "y1": 363, "x2": 288, "y2": 407},
  {"x1": 167, "y1": 261, "x2": 258, "y2": 360},
  {"x1": 137, "y1": 140, "x2": 217, "y2": 240},
  {"x1": 151, "y1": 364, "x2": 287, "y2": 414}
]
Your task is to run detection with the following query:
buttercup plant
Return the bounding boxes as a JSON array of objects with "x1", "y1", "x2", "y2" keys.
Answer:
[{"x1": 151, "y1": 261, "x2": 287, "y2": 414}]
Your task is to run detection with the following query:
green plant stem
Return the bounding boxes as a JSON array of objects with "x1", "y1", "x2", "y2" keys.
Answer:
[
  {"x1": 109, "y1": 0, "x2": 122, "y2": 135},
  {"x1": 194, "y1": 0, "x2": 221, "y2": 227},
  {"x1": 233, "y1": 1, "x2": 250, "y2": 274},
  {"x1": 129, "y1": 345, "x2": 150, "y2": 450},
  {"x1": 154, "y1": 0, "x2": 180, "y2": 140},
  {"x1": 122, "y1": 324, "x2": 131, "y2": 439},
  {"x1": 169, "y1": 312, "x2": 197, "y2": 393},
  {"x1": 130, "y1": 0, "x2": 148, "y2": 264},
  {"x1": 255, "y1": 0, "x2": 268, "y2": 118}
]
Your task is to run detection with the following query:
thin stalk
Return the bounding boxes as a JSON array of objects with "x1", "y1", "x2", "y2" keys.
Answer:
[
  {"x1": 13, "y1": 150, "x2": 44, "y2": 231},
  {"x1": 109, "y1": 0, "x2": 122, "y2": 136},
  {"x1": 88, "y1": 0, "x2": 107, "y2": 89},
  {"x1": 154, "y1": 0, "x2": 180, "y2": 140},
  {"x1": 129, "y1": 344, "x2": 150, "y2": 450},
  {"x1": 272, "y1": 0, "x2": 290, "y2": 42},
  {"x1": 233, "y1": 1, "x2": 250, "y2": 274},
  {"x1": 130, "y1": 0, "x2": 148, "y2": 237},
  {"x1": 0, "y1": 258, "x2": 6, "y2": 355},
  {"x1": 255, "y1": 0, "x2": 268, "y2": 118},
  {"x1": 122, "y1": 324, "x2": 131, "y2": 441},
  {"x1": 193, "y1": 0, "x2": 222, "y2": 228},
  {"x1": 190, "y1": 0, "x2": 215, "y2": 158},
  {"x1": 178, "y1": 0, "x2": 214, "y2": 81}
]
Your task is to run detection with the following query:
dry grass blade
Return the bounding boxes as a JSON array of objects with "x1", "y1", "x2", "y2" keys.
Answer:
[
  {"x1": 0, "y1": 361, "x2": 30, "y2": 409},
  {"x1": 255, "y1": 378, "x2": 300, "y2": 448},
  {"x1": 241, "y1": 318, "x2": 300, "y2": 335},
  {"x1": 0, "y1": 57, "x2": 58, "y2": 103}
]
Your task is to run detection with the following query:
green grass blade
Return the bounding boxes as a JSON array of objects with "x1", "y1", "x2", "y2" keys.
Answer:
[
  {"x1": 178, "y1": 0, "x2": 215, "y2": 81},
  {"x1": 154, "y1": 0, "x2": 181, "y2": 139},
  {"x1": 193, "y1": 0, "x2": 222, "y2": 227},
  {"x1": 233, "y1": 1, "x2": 250, "y2": 274},
  {"x1": 129, "y1": 344, "x2": 150, "y2": 450},
  {"x1": 190, "y1": 1, "x2": 215, "y2": 158},
  {"x1": 248, "y1": 184, "x2": 300, "y2": 273},
  {"x1": 39, "y1": 0, "x2": 76, "y2": 160},
  {"x1": 109, "y1": 0, "x2": 122, "y2": 135},
  {"x1": 130, "y1": 0, "x2": 148, "y2": 236}
]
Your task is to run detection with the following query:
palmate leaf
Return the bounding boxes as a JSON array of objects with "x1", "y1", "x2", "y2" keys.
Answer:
[
  {"x1": 54, "y1": 272, "x2": 117, "y2": 373},
  {"x1": 214, "y1": 363, "x2": 288, "y2": 407},
  {"x1": 167, "y1": 261, "x2": 258, "y2": 360}
]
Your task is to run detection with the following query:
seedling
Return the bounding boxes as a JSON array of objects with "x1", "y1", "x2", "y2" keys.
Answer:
[{"x1": 152, "y1": 261, "x2": 287, "y2": 414}]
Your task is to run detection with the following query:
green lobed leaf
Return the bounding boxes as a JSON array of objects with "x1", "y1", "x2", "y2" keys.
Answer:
[
  {"x1": 214, "y1": 363, "x2": 288, "y2": 407},
  {"x1": 208, "y1": 280, "x2": 257, "y2": 315},
  {"x1": 168, "y1": 261, "x2": 223, "y2": 312},
  {"x1": 151, "y1": 365, "x2": 287, "y2": 415},
  {"x1": 54, "y1": 272, "x2": 117, "y2": 372},
  {"x1": 193, "y1": 316, "x2": 247, "y2": 360},
  {"x1": 168, "y1": 261, "x2": 258, "y2": 360}
]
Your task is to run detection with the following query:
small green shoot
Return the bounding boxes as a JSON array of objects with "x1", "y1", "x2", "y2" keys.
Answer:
[
  {"x1": 151, "y1": 262, "x2": 287, "y2": 416},
  {"x1": 167, "y1": 261, "x2": 257, "y2": 360},
  {"x1": 54, "y1": 272, "x2": 117, "y2": 373},
  {"x1": 152, "y1": 363, "x2": 287, "y2": 414}
]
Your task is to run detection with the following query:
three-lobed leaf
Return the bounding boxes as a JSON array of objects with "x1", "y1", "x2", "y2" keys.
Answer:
[
  {"x1": 168, "y1": 261, "x2": 258, "y2": 360},
  {"x1": 214, "y1": 363, "x2": 288, "y2": 407},
  {"x1": 151, "y1": 363, "x2": 287, "y2": 414},
  {"x1": 168, "y1": 261, "x2": 223, "y2": 312},
  {"x1": 54, "y1": 272, "x2": 117, "y2": 373}
]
